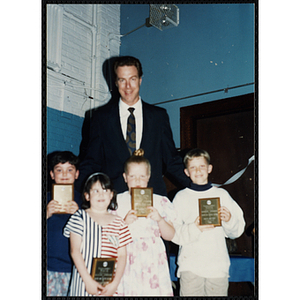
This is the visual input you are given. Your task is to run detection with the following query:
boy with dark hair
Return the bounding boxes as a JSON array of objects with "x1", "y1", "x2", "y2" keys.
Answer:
[
  {"x1": 172, "y1": 148, "x2": 245, "y2": 296},
  {"x1": 47, "y1": 151, "x2": 82, "y2": 296}
]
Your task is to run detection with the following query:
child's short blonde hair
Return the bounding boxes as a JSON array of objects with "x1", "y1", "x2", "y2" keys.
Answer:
[
  {"x1": 183, "y1": 148, "x2": 211, "y2": 168},
  {"x1": 124, "y1": 148, "x2": 151, "y2": 175}
]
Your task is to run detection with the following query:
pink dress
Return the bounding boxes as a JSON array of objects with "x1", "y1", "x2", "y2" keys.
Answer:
[{"x1": 115, "y1": 191, "x2": 176, "y2": 296}]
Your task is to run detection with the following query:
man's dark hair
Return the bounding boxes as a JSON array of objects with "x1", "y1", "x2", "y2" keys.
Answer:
[{"x1": 113, "y1": 56, "x2": 143, "y2": 79}]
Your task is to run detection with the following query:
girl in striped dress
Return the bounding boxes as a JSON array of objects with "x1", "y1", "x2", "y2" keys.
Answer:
[{"x1": 64, "y1": 173, "x2": 132, "y2": 296}]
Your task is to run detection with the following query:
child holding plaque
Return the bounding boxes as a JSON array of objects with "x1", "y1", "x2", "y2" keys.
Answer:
[
  {"x1": 63, "y1": 172, "x2": 132, "y2": 296},
  {"x1": 172, "y1": 149, "x2": 245, "y2": 296},
  {"x1": 116, "y1": 149, "x2": 176, "y2": 296},
  {"x1": 46, "y1": 151, "x2": 82, "y2": 296}
]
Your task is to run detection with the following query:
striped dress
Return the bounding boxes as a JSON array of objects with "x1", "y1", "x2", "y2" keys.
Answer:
[{"x1": 63, "y1": 209, "x2": 132, "y2": 296}]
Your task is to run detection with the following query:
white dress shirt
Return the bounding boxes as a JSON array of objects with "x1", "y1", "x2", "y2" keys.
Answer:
[{"x1": 119, "y1": 97, "x2": 143, "y2": 150}]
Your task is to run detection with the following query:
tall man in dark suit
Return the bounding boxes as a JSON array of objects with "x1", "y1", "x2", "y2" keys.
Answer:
[{"x1": 76, "y1": 56, "x2": 190, "y2": 196}]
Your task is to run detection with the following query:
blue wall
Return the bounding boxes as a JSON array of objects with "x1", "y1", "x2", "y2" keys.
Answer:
[
  {"x1": 47, "y1": 3, "x2": 255, "y2": 155},
  {"x1": 120, "y1": 3, "x2": 255, "y2": 147},
  {"x1": 47, "y1": 107, "x2": 83, "y2": 156}
]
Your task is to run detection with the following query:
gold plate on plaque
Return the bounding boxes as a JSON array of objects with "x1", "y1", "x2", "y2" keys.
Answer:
[
  {"x1": 52, "y1": 184, "x2": 74, "y2": 214},
  {"x1": 199, "y1": 197, "x2": 221, "y2": 226},
  {"x1": 91, "y1": 257, "x2": 116, "y2": 286},
  {"x1": 131, "y1": 187, "x2": 153, "y2": 217}
]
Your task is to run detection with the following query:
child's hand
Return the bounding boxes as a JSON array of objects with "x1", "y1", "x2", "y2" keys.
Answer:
[
  {"x1": 99, "y1": 281, "x2": 118, "y2": 296},
  {"x1": 84, "y1": 277, "x2": 104, "y2": 296},
  {"x1": 65, "y1": 201, "x2": 79, "y2": 215},
  {"x1": 147, "y1": 206, "x2": 163, "y2": 223},
  {"x1": 47, "y1": 200, "x2": 61, "y2": 219},
  {"x1": 219, "y1": 206, "x2": 231, "y2": 222},
  {"x1": 124, "y1": 210, "x2": 138, "y2": 225},
  {"x1": 194, "y1": 216, "x2": 214, "y2": 232}
]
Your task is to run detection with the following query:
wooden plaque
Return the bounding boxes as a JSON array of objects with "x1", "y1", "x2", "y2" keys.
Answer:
[
  {"x1": 199, "y1": 197, "x2": 221, "y2": 226},
  {"x1": 131, "y1": 187, "x2": 153, "y2": 217},
  {"x1": 91, "y1": 257, "x2": 116, "y2": 286},
  {"x1": 52, "y1": 183, "x2": 74, "y2": 214}
]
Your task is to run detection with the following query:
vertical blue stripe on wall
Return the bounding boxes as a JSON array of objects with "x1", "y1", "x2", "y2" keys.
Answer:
[{"x1": 47, "y1": 107, "x2": 84, "y2": 156}]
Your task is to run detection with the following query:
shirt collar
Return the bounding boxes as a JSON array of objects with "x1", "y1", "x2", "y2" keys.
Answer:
[
  {"x1": 190, "y1": 181, "x2": 213, "y2": 191},
  {"x1": 119, "y1": 96, "x2": 142, "y2": 114}
]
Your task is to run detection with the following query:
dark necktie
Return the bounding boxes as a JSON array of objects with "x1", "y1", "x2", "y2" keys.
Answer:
[{"x1": 126, "y1": 107, "x2": 136, "y2": 155}]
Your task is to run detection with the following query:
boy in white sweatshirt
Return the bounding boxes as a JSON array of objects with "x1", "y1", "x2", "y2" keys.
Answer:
[{"x1": 172, "y1": 148, "x2": 245, "y2": 296}]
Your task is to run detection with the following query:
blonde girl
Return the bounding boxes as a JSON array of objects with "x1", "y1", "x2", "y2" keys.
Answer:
[{"x1": 116, "y1": 149, "x2": 176, "y2": 296}]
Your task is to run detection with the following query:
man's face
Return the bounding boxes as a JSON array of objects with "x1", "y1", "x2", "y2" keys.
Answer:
[{"x1": 115, "y1": 65, "x2": 142, "y2": 106}]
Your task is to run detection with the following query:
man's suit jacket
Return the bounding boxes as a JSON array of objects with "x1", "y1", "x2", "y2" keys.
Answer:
[{"x1": 76, "y1": 99, "x2": 190, "y2": 196}]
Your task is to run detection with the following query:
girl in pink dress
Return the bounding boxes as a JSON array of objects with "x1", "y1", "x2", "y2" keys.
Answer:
[{"x1": 116, "y1": 149, "x2": 176, "y2": 296}]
